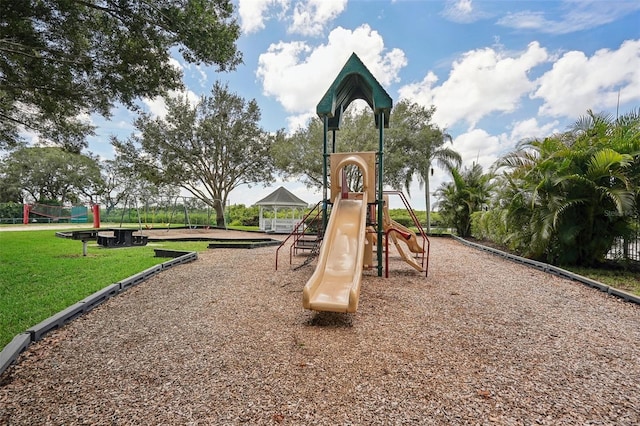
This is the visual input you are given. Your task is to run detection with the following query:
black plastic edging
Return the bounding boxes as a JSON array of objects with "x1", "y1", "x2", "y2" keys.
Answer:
[
  {"x1": 0, "y1": 251, "x2": 198, "y2": 377},
  {"x1": 155, "y1": 250, "x2": 198, "y2": 269},
  {"x1": 0, "y1": 333, "x2": 31, "y2": 375},
  {"x1": 154, "y1": 248, "x2": 192, "y2": 258},
  {"x1": 27, "y1": 302, "x2": 88, "y2": 342},
  {"x1": 80, "y1": 284, "x2": 120, "y2": 312},
  {"x1": 118, "y1": 265, "x2": 163, "y2": 291},
  {"x1": 452, "y1": 236, "x2": 640, "y2": 305}
]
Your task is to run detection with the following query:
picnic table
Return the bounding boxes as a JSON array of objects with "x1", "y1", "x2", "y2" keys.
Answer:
[
  {"x1": 97, "y1": 228, "x2": 148, "y2": 248},
  {"x1": 56, "y1": 228, "x2": 148, "y2": 255}
]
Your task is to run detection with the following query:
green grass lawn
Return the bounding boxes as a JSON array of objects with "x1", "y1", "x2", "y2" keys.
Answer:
[
  {"x1": 565, "y1": 266, "x2": 640, "y2": 296},
  {"x1": 0, "y1": 230, "x2": 210, "y2": 349}
]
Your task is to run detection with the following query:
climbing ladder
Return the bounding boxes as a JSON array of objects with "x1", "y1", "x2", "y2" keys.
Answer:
[{"x1": 275, "y1": 202, "x2": 323, "y2": 270}]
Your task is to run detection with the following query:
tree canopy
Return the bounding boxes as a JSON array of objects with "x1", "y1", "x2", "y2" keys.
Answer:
[
  {"x1": 272, "y1": 104, "x2": 381, "y2": 192},
  {"x1": 0, "y1": 0, "x2": 242, "y2": 151},
  {"x1": 272, "y1": 100, "x2": 460, "y2": 228},
  {"x1": 435, "y1": 163, "x2": 493, "y2": 237},
  {"x1": 0, "y1": 146, "x2": 103, "y2": 204},
  {"x1": 385, "y1": 100, "x2": 461, "y2": 231},
  {"x1": 99, "y1": 155, "x2": 180, "y2": 215},
  {"x1": 112, "y1": 82, "x2": 276, "y2": 226}
]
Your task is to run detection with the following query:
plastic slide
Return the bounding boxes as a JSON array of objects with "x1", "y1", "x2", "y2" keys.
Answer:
[
  {"x1": 382, "y1": 201, "x2": 424, "y2": 272},
  {"x1": 386, "y1": 217, "x2": 423, "y2": 253},
  {"x1": 388, "y1": 230, "x2": 423, "y2": 272},
  {"x1": 302, "y1": 193, "x2": 368, "y2": 313}
]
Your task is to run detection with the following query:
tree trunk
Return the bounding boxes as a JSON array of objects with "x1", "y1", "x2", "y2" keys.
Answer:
[
  {"x1": 423, "y1": 170, "x2": 431, "y2": 234},
  {"x1": 214, "y1": 199, "x2": 225, "y2": 227}
]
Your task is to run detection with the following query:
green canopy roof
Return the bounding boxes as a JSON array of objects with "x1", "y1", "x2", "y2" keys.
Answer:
[{"x1": 316, "y1": 53, "x2": 393, "y2": 130}]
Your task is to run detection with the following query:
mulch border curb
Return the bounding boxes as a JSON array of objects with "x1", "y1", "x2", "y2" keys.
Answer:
[
  {"x1": 0, "y1": 249, "x2": 197, "y2": 377},
  {"x1": 452, "y1": 235, "x2": 640, "y2": 305}
]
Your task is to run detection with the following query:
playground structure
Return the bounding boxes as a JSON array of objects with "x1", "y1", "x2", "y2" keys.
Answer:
[
  {"x1": 23, "y1": 203, "x2": 100, "y2": 228},
  {"x1": 277, "y1": 53, "x2": 429, "y2": 313},
  {"x1": 302, "y1": 152, "x2": 375, "y2": 313},
  {"x1": 101, "y1": 196, "x2": 223, "y2": 229}
]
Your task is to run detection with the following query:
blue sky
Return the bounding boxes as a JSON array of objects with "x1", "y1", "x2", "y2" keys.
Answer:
[{"x1": 86, "y1": 0, "x2": 640, "y2": 210}]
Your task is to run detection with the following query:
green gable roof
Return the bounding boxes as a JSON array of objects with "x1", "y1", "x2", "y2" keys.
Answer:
[{"x1": 316, "y1": 53, "x2": 393, "y2": 130}]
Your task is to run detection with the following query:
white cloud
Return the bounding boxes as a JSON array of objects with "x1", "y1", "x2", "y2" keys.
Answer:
[
  {"x1": 498, "y1": 1, "x2": 640, "y2": 35},
  {"x1": 19, "y1": 127, "x2": 42, "y2": 147},
  {"x1": 453, "y1": 128, "x2": 505, "y2": 171},
  {"x1": 238, "y1": 0, "x2": 346, "y2": 36},
  {"x1": 168, "y1": 57, "x2": 183, "y2": 72},
  {"x1": 446, "y1": 118, "x2": 559, "y2": 172},
  {"x1": 290, "y1": 0, "x2": 347, "y2": 36},
  {"x1": 238, "y1": 0, "x2": 289, "y2": 34},
  {"x1": 533, "y1": 39, "x2": 640, "y2": 118},
  {"x1": 256, "y1": 24, "x2": 407, "y2": 115},
  {"x1": 194, "y1": 65, "x2": 208, "y2": 87},
  {"x1": 392, "y1": 117, "x2": 561, "y2": 211},
  {"x1": 507, "y1": 117, "x2": 560, "y2": 144},
  {"x1": 399, "y1": 42, "x2": 549, "y2": 129},
  {"x1": 142, "y1": 89, "x2": 200, "y2": 119},
  {"x1": 286, "y1": 112, "x2": 315, "y2": 134},
  {"x1": 441, "y1": 0, "x2": 489, "y2": 23}
]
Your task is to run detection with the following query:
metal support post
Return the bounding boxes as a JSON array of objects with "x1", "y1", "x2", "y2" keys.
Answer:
[{"x1": 377, "y1": 111, "x2": 384, "y2": 277}]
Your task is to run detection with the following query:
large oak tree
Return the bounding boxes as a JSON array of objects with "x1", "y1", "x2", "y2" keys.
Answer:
[
  {"x1": 113, "y1": 82, "x2": 277, "y2": 226},
  {"x1": 0, "y1": 0, "x2": 242, "y2": 151}
]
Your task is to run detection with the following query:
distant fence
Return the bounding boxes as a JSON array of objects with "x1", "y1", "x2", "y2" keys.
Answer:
[
  {"x1": 0, "y1": 199, "x2": 218, "y2": 228},
  {"x1": 0, "y1": 203, "x2": 93, "y2": 225},
  {"x1": 607, "y1": 215, "x2": 640, "y2": 262},
  {"x1": 0, "y1": 217, "x2": 25, "y2": 224}
]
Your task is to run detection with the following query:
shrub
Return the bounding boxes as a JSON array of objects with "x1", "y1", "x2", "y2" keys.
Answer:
[{"x1": 471, "y1": 209, "x2": 510, "y2": 246}]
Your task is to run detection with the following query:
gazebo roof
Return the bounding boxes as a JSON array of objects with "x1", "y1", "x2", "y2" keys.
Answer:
[{"x1": 254, "y1": 186, "x2": 309, "y2": 208}]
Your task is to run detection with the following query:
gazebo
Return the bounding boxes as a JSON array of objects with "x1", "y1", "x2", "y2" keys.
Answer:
[{"x1": 255, "y1": 186, "x2": 309, "y2": 233}]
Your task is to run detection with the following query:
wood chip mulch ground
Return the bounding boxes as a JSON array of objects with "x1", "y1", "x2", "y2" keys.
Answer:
[{"x1": 1, "y1": 236, "x2": 639, "y2": 425}]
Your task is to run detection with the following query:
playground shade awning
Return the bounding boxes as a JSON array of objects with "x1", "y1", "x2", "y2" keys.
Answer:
[
  {"x1": 254, "y1": 186, "x2": 309, "y2": 208},
  {"x1": 316, "y1": 52, "x2": 393, "y2": 130}
]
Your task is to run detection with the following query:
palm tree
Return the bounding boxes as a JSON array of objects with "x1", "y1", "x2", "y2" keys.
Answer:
[
  {"x1": 495, "y1": 111, "x2": 637, "y2": 265},
  {"x1": 386, "y1": 100, "x2": 462, "y2": 232},
  {"x1": 435, "y1": 163, "x2": 493, "y2": 237}
]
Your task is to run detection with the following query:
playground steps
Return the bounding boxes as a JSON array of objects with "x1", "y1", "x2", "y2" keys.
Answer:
[{"x1": 294, "y1": 235, "x2": 322, "y2": 252}]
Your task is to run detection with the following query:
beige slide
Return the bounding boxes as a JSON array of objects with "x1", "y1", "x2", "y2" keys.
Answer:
[
  {"x1": 382, "y1": 196, "x2": 424, "y2": 272},
  {"x1": 385, "y1": 217, "x2": 423, "y2": 254},
  {"x1": 302, "y1": 193, "x2": 368, "y2": 313}
]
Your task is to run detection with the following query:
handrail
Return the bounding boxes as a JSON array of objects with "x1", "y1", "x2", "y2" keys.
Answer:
[
  {"x1": 385, "y1": 227, "x2": 410, "y2": 278},
  {"x1": 289, "y1": 213, "x2": 323, "y2": 264},
  {"x1": 275, "y1": 201, "x2": 322, "y2": 270},
  {"x1": 383, "y1": 191, "x2": 430, "y2": 277}
]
